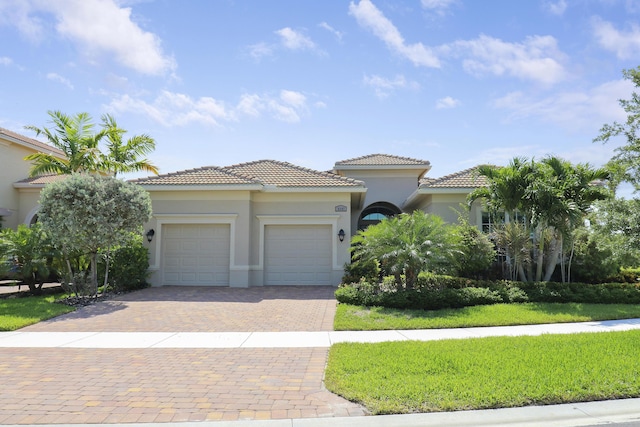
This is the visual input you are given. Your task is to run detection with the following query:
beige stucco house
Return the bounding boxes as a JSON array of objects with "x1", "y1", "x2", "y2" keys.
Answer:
[
  {"x1": 0, "y1": 127, "x2": 65, "y2": 230},
  {"x1": 2, "y1": 128, "x2": 488, "y2": 287}
]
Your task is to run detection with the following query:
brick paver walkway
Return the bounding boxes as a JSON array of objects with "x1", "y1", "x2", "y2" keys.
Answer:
[{"x1": 0, "y1": 286, "x2": 367, "y2": 424}]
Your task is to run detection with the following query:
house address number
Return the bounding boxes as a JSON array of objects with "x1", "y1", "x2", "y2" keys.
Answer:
[{"x1": 335, "y1": 205, "x2": 348, "y2": 212}]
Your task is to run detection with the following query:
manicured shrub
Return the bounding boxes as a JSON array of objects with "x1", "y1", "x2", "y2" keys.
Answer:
[
  {"x1": 107, "y1": 238, "x2": 150, "y2": 292},
  {"x1": 336, "y1": 274, "x2": 640, "y2": 310},
  {"x1": 342, "y1": 259, "x2": 380, "y2": 285}
]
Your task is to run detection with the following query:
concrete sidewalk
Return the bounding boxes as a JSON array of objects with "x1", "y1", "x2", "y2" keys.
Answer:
[{"x1": 2, "y1": 317, "x2": 640, "y2": 348}]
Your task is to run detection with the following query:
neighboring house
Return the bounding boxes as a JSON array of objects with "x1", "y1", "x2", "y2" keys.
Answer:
[
  {"x1": 2, "y1": 130, "x2": 488, "y2": 287},
  {"x1": 0, "y1": 127, "x2": 65, "y2": 229}
]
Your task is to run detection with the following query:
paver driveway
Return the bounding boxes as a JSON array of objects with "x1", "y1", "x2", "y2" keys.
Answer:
[
  {"x1": 23, "y1": 286, "x2": 338, "y2": 332},
  {"x1": 0, "y1": 286, "x2": 367, "y2": 424}
]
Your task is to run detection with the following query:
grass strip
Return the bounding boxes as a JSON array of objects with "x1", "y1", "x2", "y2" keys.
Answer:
[
  {"x1": 0, "y1": 295, "x2": 75, "y2": 331},
  {"x1": 325, "y1": 330, "x2": 640, "y2": 414},
  {"x1": 334, "y1": 302, "x2": 640, "y2": 330}
]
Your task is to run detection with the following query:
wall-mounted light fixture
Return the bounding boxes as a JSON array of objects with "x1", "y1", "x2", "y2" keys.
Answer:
[
  {"x1": 338, "y1": 228, "x2": 346, "y2": 242},
  {"x1": 146, "y1": 229, "x2": 155, "y2": 243}
]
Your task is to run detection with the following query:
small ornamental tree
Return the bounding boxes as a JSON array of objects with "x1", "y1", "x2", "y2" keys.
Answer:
[
  {"x1": 38, "y1": 174, "x2": 152, "y2": 296},
  {"x1": 0, "y1": 224, "x2": 57, "y2": 294},
  {"x1": 351, "y1": 211, "x2": 457, "y2": 289}
]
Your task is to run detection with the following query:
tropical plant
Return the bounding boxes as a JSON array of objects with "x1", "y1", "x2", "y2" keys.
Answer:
[
  {"x1": 24, "y1": 110, "x2": 159, "y2": 177},
  {"x1": 468, "y1": 156, "x2": 610, "y2": 282},
  {"x1": 37, "y1": 174, "x2": 152, "y2": 296},
  {"x1": 100, "y1": 114, "x2": 159, "y2": 177},
  {"x1": 350, "y1": 211, "x2": 457, "y2": 289},
  {"x1": 0, "y1": 224, "x2": 58, "y2": 294},
  {"x1": 452, "y1": 217, "x2": 496, "y2": 279},
  {"x1": 24, "y1": 111, "x2": 105, "y2": 176}
]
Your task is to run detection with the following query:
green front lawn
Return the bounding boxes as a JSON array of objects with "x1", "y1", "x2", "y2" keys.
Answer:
[
  {"x1": 0, "y1": 295, "x2": 76, "y2": 331},
  {"x1": 334, "y1": 302, "x2": 640, "y2": 330},
  {"x1": 325, "y1": 330, "x2": 640, "y2": 414}
]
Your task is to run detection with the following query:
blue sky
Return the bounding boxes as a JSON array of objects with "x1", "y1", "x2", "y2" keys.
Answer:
[{"x1": 1, "y1": 0, "x2": 639, "y2": 180}]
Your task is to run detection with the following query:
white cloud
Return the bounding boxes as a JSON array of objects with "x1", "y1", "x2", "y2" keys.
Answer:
[
  {"x1": 592, "y1": 16, "x2": 640, "y2": 60},
  {"x1": 451, "y1": 34, "x2": 567, "y2": 85},
  {"x1": 461, "y1": 145, "x2": 547, "y2": 169},
  {"x1": 349, "y1": 0, "x2": 441, "y2": 68},
  {"x1": 107, "y1": 90, "x2": 312, "y2": 126},
  {"x1": 543, "y1": 0, "x2": 567, "y2": 16},
  {"x1": 0, "y1": 0, "x2": 175, "y2": 76},
  {"x1": 436, "y1": 96, "x2": 460, "y2": 109},
  {"x1": 363, "y1": 74, "x2": 420, "y2": 98},
  {"x1": 421, "y1": 0, "x2": 458, "y2": 16},
  {"x1": 247, "y1": 42, "x2": 274, "y2": 61},
  {"x1": 319, "y1": 22, "x2": 343, "y2": 41},
  {"x1": 107, "y1": 91, "x2": 233, "y2": 127},
  {"x1": 0, "y1": 57, "x2": 12, "y2": 66},
  {"x1": 492, "y1": 78, "x2": 633, "y2": 130},
  {"x1": 46, "y1": 72, "x2": 73, "y2": 89},
  {"x1": 275, "y1": 27, "x2": 316, "y2": 51}
]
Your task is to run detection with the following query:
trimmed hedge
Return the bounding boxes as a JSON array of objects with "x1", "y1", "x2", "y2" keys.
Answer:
[{"x1": 335, "y1": 273, "x2": 640, "y2": 310}]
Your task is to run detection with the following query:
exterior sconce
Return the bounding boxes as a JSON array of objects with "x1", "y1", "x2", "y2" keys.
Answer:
[
  {"x1": 338, "y1": 229, "x2": 346, "y2": 242},
  {"x1": 146, "y1": 229, "x2": 155, "y2": 243}
]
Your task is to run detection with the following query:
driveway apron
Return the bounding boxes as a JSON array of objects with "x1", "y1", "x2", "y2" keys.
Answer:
[{"x1": 0, "y1": 286, "x2": 367, "y2": 424}]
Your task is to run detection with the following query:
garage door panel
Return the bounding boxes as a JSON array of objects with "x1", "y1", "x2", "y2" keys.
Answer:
[
  {"x1": 162, "y1": 224, "x2": 230, "y2": 286},
  {"x1": 264, "y1": 225, "x2": 332, "y2": 286}
]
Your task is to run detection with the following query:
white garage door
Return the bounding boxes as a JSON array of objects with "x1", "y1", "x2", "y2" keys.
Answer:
[
  {"x1": 162, "y1": 224, "x2": 230, "y2": 286},
  {"x1": 264, "y1": 225, "x2": 332, "y2": 285}
]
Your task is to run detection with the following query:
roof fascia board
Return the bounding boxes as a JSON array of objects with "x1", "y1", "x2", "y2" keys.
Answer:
[
  {"x1": 260, "y1": 186, "x2": 367, "y2": 193},
  {"x1": 138, "y1": 184, "x2": 263, "y2": 192},
  {"x1": 1, "y1": 133, "x2": 65, "y2": 158},
  {"x1": 418, "y1": 187, "x2": 476, "y2": 194}
]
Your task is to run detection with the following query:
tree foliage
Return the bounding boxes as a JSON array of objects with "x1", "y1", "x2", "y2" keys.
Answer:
[
  {"x1": 350, "y1": 211, "x2": 457, "y2": 289},
  {"x1": 0, "y1": 224, "x2": 57, "y2": 294},
  {"x1": 38, "y1": 174, "x2": 152, "y2": 295},
  {"x1": 468, "y1": 156, "x2": 610, "y2": 282},
  {"x1": 452, "y1": 217, "x2": 496, "y2": 279},
  {"x1": 24, "y1": 110, "x2": 158, "y2": 177},
  {"x1": 594, "y1": 66, "x2": 640, "y2": 190}
]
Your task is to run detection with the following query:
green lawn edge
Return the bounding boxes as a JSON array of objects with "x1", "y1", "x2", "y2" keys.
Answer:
[
  {"x1": 325, "y1": 330, "x2": 640, "y2": 414},
  {"x1": 0, "y1": 294, "x2": 76, "y2": 331},
  {"x1": 334, "y1": 302, "x2": 640, "y2": 331}
]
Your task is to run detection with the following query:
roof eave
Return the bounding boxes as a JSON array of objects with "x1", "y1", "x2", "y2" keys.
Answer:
[
  {"x1": 417, "y1": 187, "x2": 479, "y2": 194},
  {"x1": 260, "y1": 186, "x2": 367, "y2": 193},
  {"x1": 13, "y1": 182, "x2": 46, "y2": 189},
  {"x1": 1, "y1": 133, "x2": 66, "y2": 159},
  {"x1": 334, "y1": 164, "x2": 431, "y2": 172},
  {"x1": 138, "y1": 184, "x2": 263, "y2": 191}
]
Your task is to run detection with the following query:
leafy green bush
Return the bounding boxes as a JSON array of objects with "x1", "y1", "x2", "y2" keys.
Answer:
[
  {"x1": 342, "y1": 258, "x2": 380, "y2": 284},
  {"x1": 452, "y1": 219, "x2": 496, "y2": 279},
  {"x1": 107, "y1": 237, "x2": 150, "y2": 292},
  {"x1": 336, "y1": 273, "x2": 640, "y2": 310}
]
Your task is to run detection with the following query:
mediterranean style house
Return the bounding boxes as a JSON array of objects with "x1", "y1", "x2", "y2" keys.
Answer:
[{"x1": 1, "y1": 127, "x2": 488, "y2": 287}]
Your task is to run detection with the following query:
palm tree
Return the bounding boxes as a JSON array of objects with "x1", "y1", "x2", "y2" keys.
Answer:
[
  {"x1": 351, "y1": 211, "x2": 456, "y2": 289},
  {"x1": 24, "y1": 111, "x2": 105, "y2": 176},
  {"x1": 468, "y1": 158, "x2": 537, "y2": 281},
  {"x1": 100, "y1": 114, "x2": 159, "y2": 177},
  {"x1": 533, "y1": 157, "x2": 610, "y2": 281}
]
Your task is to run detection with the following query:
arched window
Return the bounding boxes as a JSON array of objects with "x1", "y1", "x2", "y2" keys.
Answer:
[{"x1": 357, "y1": 202, "x2": 401, "y2": 230}]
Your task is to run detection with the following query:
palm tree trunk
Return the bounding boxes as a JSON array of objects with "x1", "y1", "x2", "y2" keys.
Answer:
[
  {"x1": 543, "y1": 234, "x2": 563, "y2": 282},
  {"x1": 535, "y1": 227, "x2": 544, "y2": 282}
]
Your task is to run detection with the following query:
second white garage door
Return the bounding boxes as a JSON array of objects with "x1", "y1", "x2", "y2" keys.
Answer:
[
  {"x1": 162, "y1": 224, "x2": 230, "y2": 286},
  {"x1": 264, "y1": 225, "x2": 332, "y2": 285}
]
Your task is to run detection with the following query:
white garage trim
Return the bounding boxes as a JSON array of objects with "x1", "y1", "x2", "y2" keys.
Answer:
[
  {"x1": 149, "y1": 214, "x2": 238, "y2": 270},
  {"x1": 256, "y1": 215, "x2": 341, "y2": 270}
]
